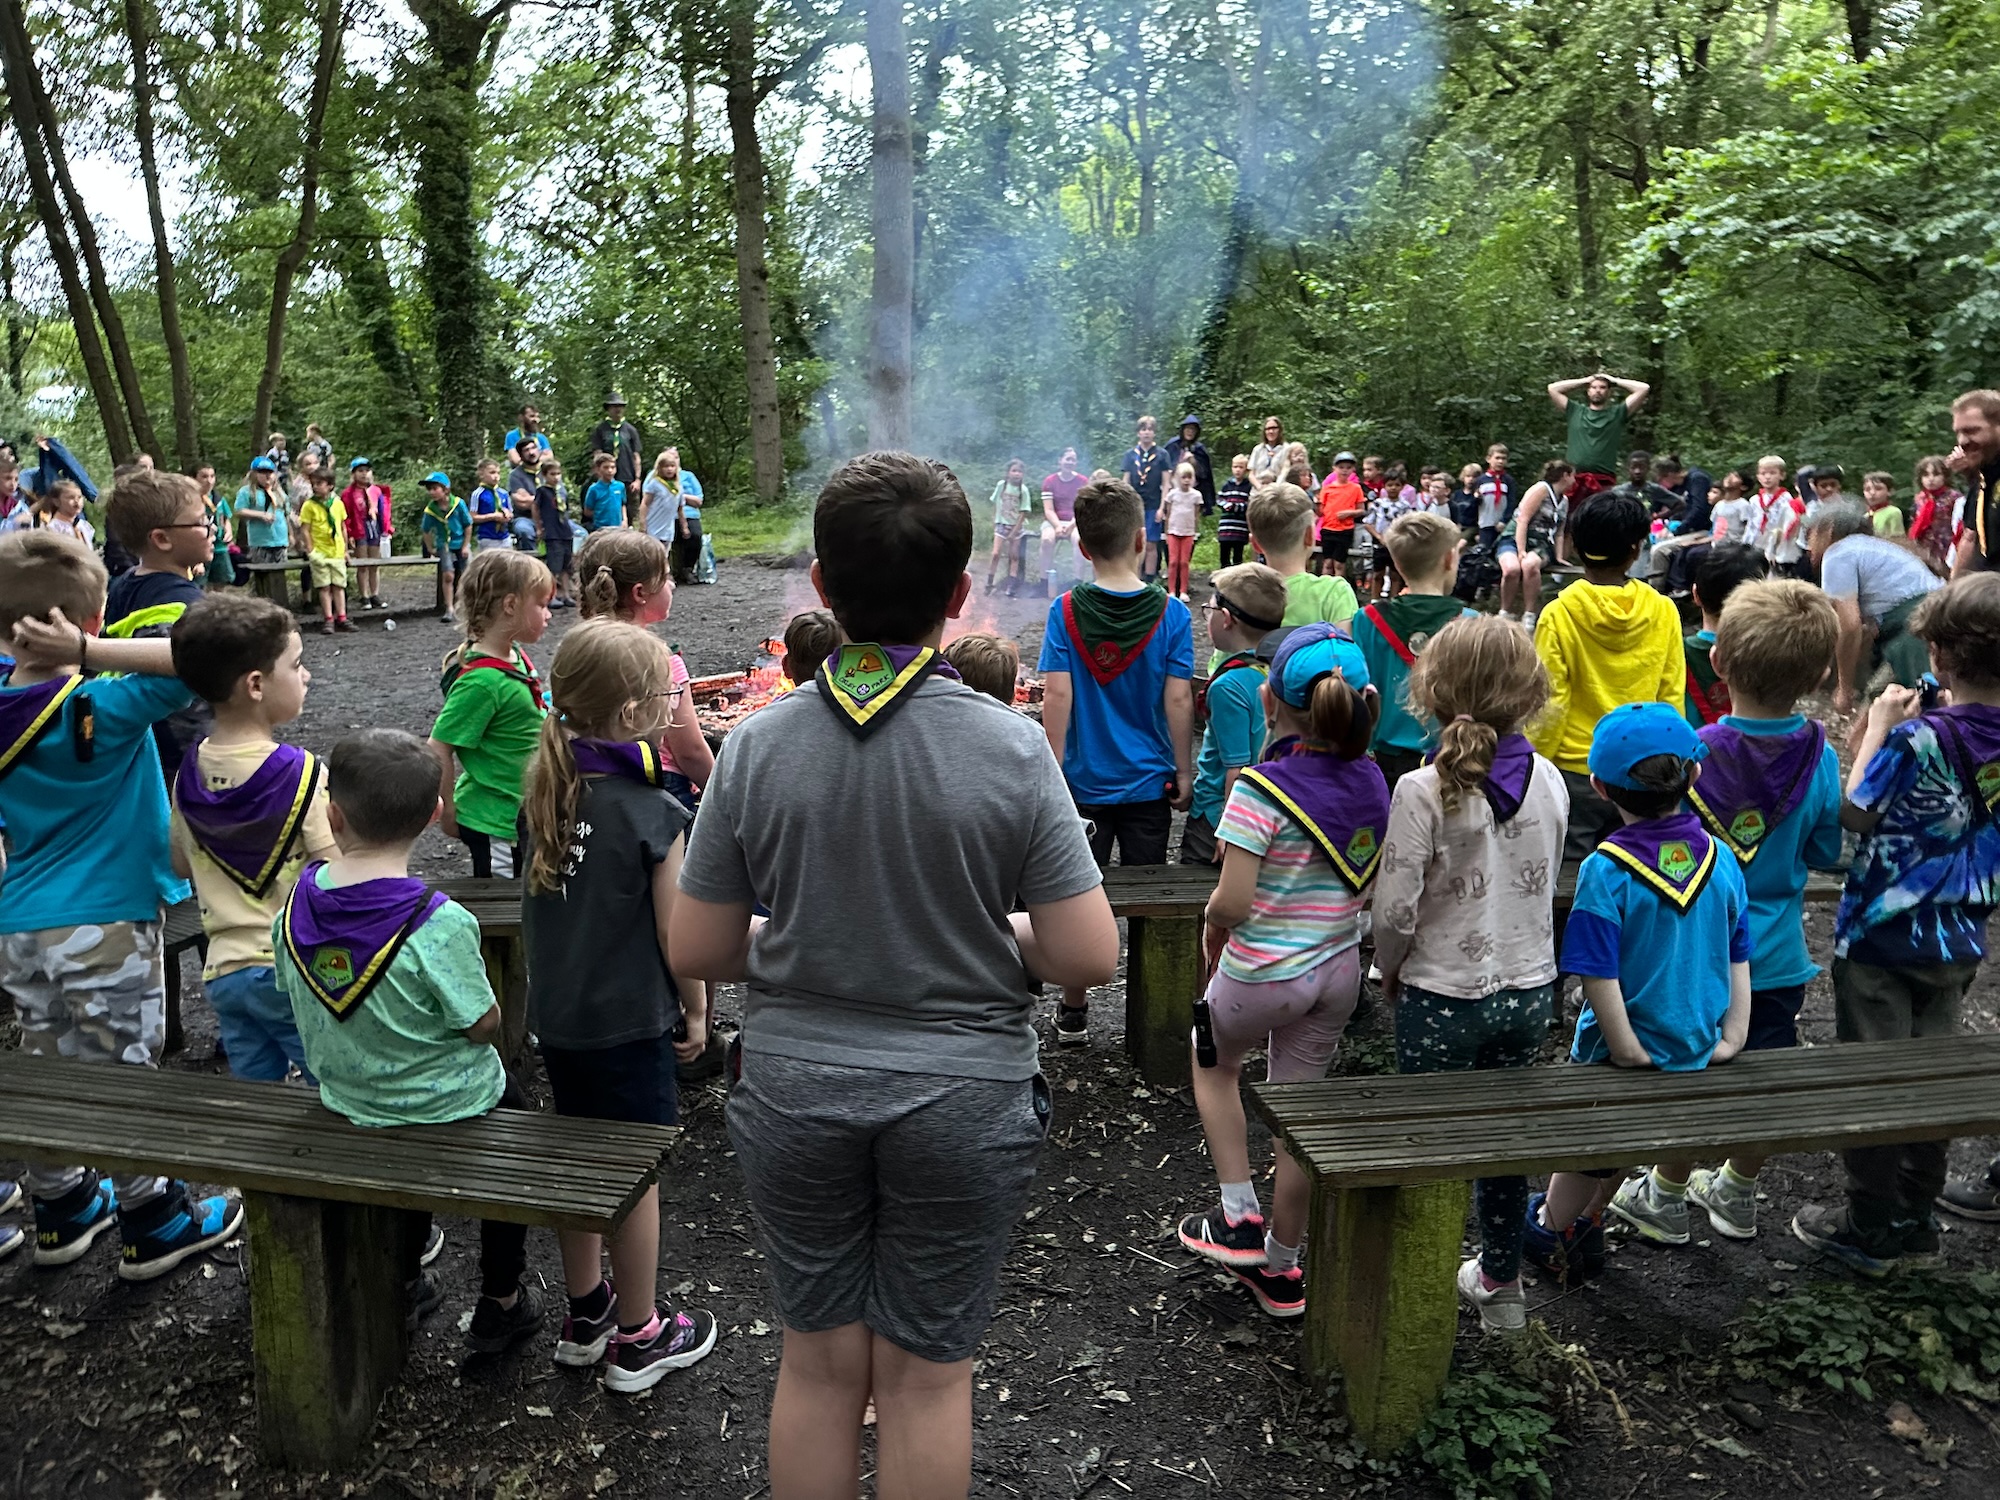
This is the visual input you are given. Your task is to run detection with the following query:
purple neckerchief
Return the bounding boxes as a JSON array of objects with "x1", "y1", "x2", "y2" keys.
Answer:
[
  {"x1": 1598, "y1": 810, "x2": 1717, "y2": 911},
  {"x1": 174, "y1": 741, "x2": 322, "y2": 897},
  {"x1": 1926, "y1": 703, "x2": 2000, "y2": 817},
  {"x1": 0, "y1": 673, "x2": 83, "y2": 778},
  {"x1": 815, "y1": 642, "x2": 961, "y2": 741},
  {"x1": 1482, "y1": 733, "x2": 1536, "y2": 824},
  {"x1": 1686, "y1": 719, "x2": 1826, "y2": 863},
  {"x1": 280, "y1": 863, "x2": 447, "y2": 1022},
  {"x1": 572, "y1": 737, "x2": 665, "y2": 787},
  {"x1": 1237, "y1": 735, "x2": 1391, "y2": 891}
]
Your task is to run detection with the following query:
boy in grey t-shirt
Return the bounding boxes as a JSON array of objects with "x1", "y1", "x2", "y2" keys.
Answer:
[{"x1": 671, "y1": 451, "x2": 1118, "y2": 1500}]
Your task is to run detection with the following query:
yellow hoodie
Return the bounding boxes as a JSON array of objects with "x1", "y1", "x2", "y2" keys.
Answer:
[{"x1": 1529, "y1": 579, "x2": 1684, "y2": 772}]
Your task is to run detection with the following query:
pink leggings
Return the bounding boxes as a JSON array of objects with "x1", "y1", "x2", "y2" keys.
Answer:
[
  {"x1": 1165, "y1": 533, "x2": 1196, "y2": 596},
  {"x1": 1201, "y1": 946, "x2": 1362, "y2": 1083}
]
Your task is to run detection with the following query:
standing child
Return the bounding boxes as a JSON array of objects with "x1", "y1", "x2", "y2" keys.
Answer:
[
  {"x1": 1315, "y1": 453, "x2": 1365, "y2": 580},
  {"x1": 469, "y1": 459, "x2": 512, "y2": 553},
  {"x1": 1682, "y1": 544, "x2": 1767, "y2": 728},
  {"x1": 1175, "y1": 627, "x2": 1386, "y2": 1319},
  {"x1": 234, "y1": 456, "x2": 289, "y2": 564},
  {"x1": 1909, "y1": 456, "x2": 1963, "y2": 574},
  {"x1": 1248, "y1": 483, "x2": 1358, "y2": 632},
  {"x1": 1375, "y1": 616, "x2": 1567, "y2": 1331},
  {"x1": 168, "y1": 595, "x2": 336, "y2": 1082},
  {"x1": 299, "y1": 469, "x2": 352, "y2": 635},
  {"x1": 1753, "y1": 455, "x2": 1806, "y2": 575},
  {"x1": 419, "y1": 472, "x2": 473, "y2": 624},
  {"x1": 1799, "y1": 576, "x2": 2000, "y2": 1270},
  {"x1": 341, "y1": 458, "x2": 394, "y2": 610},
  {"x1": 302, "y1": 423, "x2": 333, "y2": 474},
  {"x1": 1350, "y1": 512, "x2": 1475, "y2": 788},
  {"x1": 582, "y1": 452, "x2": 627, "y2": 532},
  {"x1": 1706, "y1": 469, "x2": 1758, "y2": 548},
  {"x1": 430, "y1": 550, "x2": 554, "y2": 878},
  {"x1": 197, "y1": 464, "x2": 236, "y2": 589},
  {"x1": 669, "y1": 451, "x2": 1116, "y2": 1500},
  {"x1": 1215, "y1": 455, "x2": 1252, "y2": 568},
  {"x1": 1039, "y1": 477, "x2": 1196, "y2": 1046},
  {"x1": 1863, "y1": 471, "x2": 1905, "y2": 537},
  {"x1": 104, "y1": 468, "x2": 217, "y2": 782},
  {"x1": 275, "y1": 729, "x2": 541, "y2": 1352},
  {"x1": 535, "y1": 459, "x2": 576, "y2": 607},
  {"x1": 1526, "y1": 704, "x2": 1752, "y2": 1284},
  {"x1": 522, "y1": 621, "x2": 719, "y2": 1390},
  {"x1": 1183, "y1": 564, "x2": 1284, "y2": 866},
  {"x1": 39, "y1": 481, "x2": 93, "y2": 550},
  {"x1": 942, "y1": 630, "x2": 1021, "y2": 704},
  {"x1": 264, "y1": 431, "x2": 292, "y2": 490},
  {"x1": 1158, "y1": 460, "x2": 1203, "y2": 601},
  {"x1": 984, "y1": 459, "x2": 1034, "y2": 596}
]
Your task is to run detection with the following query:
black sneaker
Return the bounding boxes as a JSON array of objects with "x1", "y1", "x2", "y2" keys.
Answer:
[
  {"x1": 1054, "y1": 1004, "x2": 1090, "y2": 1048},
  {"x1": 1234, "y1": 1264, "x2": 1305, "y2": 1319},
  {"x1": 421, "y1": 1223, "x2": 446, "y2": 1266},
  {"x1": 33, "y1": 1171, "x2": 118, "y2": 1267},
  {"x1": 555, "y1": 1279, "x2": 618, "y2": 1367},
  {"x1": 1897, "y1": 1212, "x2": 1944, "y2": 1265},
  {"x1": 1936, "y1": 1169, "x2": 2000, "y2": 1222},
  {"x1": 604, "y1": 1305, "x2": 718, "y2": 1393},
  {"x1": 118, "y1": 1183, "x2": 244, "y2": 1282},
  {"x1": 1177, "y1": 1204, "x2": 1268, "y2": 1268},
  {"x1": 466, "y1": 1286, "x2": 545, "y2": 1354},
  {"x1": 1792, "y1": 1201, "x2": 1900, "y2": 1279},
  {"x1": 406, "y1": 1272, "x2": 445, "y2": 1330}
]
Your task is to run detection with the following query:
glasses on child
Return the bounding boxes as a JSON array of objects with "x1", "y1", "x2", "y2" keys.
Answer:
[{"x1": 163, "y1": 519, "x2": 217, "y2": 533}]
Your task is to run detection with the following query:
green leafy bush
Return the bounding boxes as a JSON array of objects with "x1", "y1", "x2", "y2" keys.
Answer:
[
  {"x1": 1728, "y1": 1269, "x2": 2000, "y2": 1402},
  {"x1": 1415, "y1": 1364, "x2": 1567, "y2": 1500}
]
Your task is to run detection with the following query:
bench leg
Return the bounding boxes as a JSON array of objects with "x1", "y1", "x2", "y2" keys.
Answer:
[
  {"x1": 1302, "y1": 1178, "x2": 1469, "y2": 1454},
  {"x1": 1123, "y1": 914, "x2": 1196, "y2": 1088},
  {"x1": 482, "y1": 933, "x2": 529, "y2": 1070},
  {"x1": 247, "y1": 1190, "x2": 414, "y2": 1469},
  {"x1": 163, "y1": 949, "x2": 184, "y2": 1056}
]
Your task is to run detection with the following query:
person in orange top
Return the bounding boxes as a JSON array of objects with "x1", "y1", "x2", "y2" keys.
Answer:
[{"x1": 1316, "y1": 452, "x2": 1365, "y2": 579}]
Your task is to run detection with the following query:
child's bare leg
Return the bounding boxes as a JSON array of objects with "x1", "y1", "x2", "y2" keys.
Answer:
[
  {"x1": 1189, "y1": 1048, "x2": 1251, "y2": 1184},
  {"x1": 331, "y1": 585, "x2": 346, "y2": 618},
  {"x1": 558, "y1": 1228, "x2": 605, "y2": 1297},
  {"x1": 871, "y1": 1336, "x2": 973, "y2": 1500},
  {"x1": 1499, "y1": 553, "x2": 1521, "y2": 615},
  {"x1": 608, "y1": 1182, "x2": 659, "y2": 1325},
  {"x1": 317, "y1": 585, "x2": 333, "y2": 621},
  {"x1": 1271, "y1": 1143, "x2": 1310, "y2": 1250},
  {"x1": 1655, "y1": 1158, "x2": 1697, "y2": 1186},
  {"x1": 1544, "y1": 1171, "x2": 1615, "y2": 1225},
  {"x1": 769, "y1": 1322, "x2": 871, "y2": 1500},
  {"x1": 1726, "y1": 1152, "x2": 1769, "y2": 1178}
]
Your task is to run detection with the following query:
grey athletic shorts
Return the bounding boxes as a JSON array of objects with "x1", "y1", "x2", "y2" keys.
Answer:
[{"x1": 726, "y1": 1050, "x2": 1051, "y2": 1363}]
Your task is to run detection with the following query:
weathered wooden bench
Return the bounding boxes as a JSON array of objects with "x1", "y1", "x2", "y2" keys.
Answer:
[
  {"x1": 161, "y1": 893, "x2": 209, "y2": 1055},
  {"x1": 1250, "y1": 1032, "x2": 2000, "y2": 1454},
  {"x1": 241, "y1": 553, "x2": 436, "y2": 612},
  {"x1": 0, "y1": 1052, "x2": 676, "y2": 1470}
]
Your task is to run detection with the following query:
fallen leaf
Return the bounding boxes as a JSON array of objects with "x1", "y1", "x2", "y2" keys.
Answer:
[
  {"x1": 1888, "y1": 1402, "x2": 1929, "y2": 1444},
  {"x1": 42, "y1": 1321, "x2": 86, "y2": 1340},
  {"x1": 525, "y1": 1405, "x2": 554, "y2": 1419},
  {"x1": 592, "y1": 1470, "x2": 619, "y2": 1493},
  {"x1": 1702, "y1": 1435, "x2": 1754, "y2": 1460},
  {"x1": 747, "y1": 1319, "x2": 772, "y2": 1337},
  {"x1": 1100, "y1": 1389, "x2": 1131, "y2": 1403}
]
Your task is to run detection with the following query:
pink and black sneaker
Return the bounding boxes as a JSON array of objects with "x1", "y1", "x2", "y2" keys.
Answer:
[
  {"x1": 1235, "y1": 1264, "x2": 1306, "y2": 1319},
  {"x1": 604, "y1": 1305, "x2": 719, "y2": 1394},
  {"x1": 1177, "y1": 1203, "x2": 1268, "y2": 1267}
]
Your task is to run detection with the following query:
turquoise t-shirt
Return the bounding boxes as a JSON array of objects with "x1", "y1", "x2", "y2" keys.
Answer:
[
  {"x1": 235, "y1": 483, "x2": 289, "y2": 548},
  {"x1": 275, "y1": 880, "x2": 505, "y2": 1129},
  {"x1": 1349, "y1": 596, "x2": 1478, "y2": 754},
  {"x1": 583, "y1": 479, "x2": 627, "y2": 529},
  {"x1": 1192, "y1": 660, "x2": 1266, "y2": 825},
  {"x1": 0, "y1": 670, "x2": 193, "y2": 932}
]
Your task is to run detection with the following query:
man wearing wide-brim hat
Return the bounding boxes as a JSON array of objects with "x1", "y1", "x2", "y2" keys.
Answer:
[{"x1": 586, "y1": 393, "x2": 644, "y2": 504}]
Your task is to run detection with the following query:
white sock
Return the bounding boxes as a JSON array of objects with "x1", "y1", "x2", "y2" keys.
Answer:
[
  {"x1": 1265, "y1": 1234, "x2": 1300, "y2": 1273},
  {"x1": 1220, "y1": 1180, "x2": 1260, "y2": 1224}
]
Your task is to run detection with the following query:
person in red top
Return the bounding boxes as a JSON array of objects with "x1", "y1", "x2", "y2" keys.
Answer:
[
  {"x1": 341, "y1": 458, "x2": 395, "y2": 611},
  {"x1": 1316, "y1": 453, "x2": 1365, "y2": 580}
]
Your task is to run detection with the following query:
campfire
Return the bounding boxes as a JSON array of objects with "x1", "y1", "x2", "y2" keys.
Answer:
[{"x1": 692, "y1": 634, "x2": 1043, "y2": 735}]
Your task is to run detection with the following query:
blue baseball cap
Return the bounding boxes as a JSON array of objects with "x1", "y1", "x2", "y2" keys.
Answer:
[
  {"x1": 349, "y1": 455, "x2": 371, "y2": 470},
  {"x1": 249, "y1": 455, "x2": 276, "y2": 472},
  {"x1": 1267, "y1": 623, "x2": 1370, "y2": 709},
  {"x1": 421, "y1": 470, "x2": 451, "y2": 488},
  {"x1": 1587, "y1": 701, "x2": 1708, "y2": 789}
]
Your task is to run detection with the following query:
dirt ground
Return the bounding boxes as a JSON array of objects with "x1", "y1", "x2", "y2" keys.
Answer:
[{"x1": 3, "y1": 553, "x2": 1999, "y2": 1500}]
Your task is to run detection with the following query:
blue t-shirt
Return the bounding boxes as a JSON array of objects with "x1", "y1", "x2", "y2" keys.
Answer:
[
  {"x1": 1038, "y1": 589, "x2": 1195, "y2": 804},
  {"x1": 1192, "y1": 659, "x2": 1267, "y2": 825},
  {"x1": 235, "y1": 484, "x2": 288, "y2": 549},
  {"x1": 583, "y1": 479, "x2": 626, "y2": 529},
  {"x1": 1836, "y1": 712, "x2": 2000, "y2": 965},
  {"x1": 679, "y1": 471, "x2": 704, "y2": 517},
  {"x1": 0, "y1": 670, "x2": 194, "y2": 932},
  {"x1": 1560, "y1": 826, "x2": 1752, "y2": 1071},
  {"x1": 1695, "y1": 715, "x2": 1843, "y2": 990},
  {"x1": 422, "y1": 497, "x2": 471, "y2": 552},
  {"x1": 469, "y1": 486, "x2": 510, "y2": 544}
]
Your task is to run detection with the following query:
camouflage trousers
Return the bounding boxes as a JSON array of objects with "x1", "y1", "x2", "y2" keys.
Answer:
[{"x1": 1, "y1": 920, "x2": 169, "y2": 1207}]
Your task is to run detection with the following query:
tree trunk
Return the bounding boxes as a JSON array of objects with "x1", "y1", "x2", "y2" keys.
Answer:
[
  {"x1": 2, "y1": 216, "x2": 31, "y2": 394},
  {"x1": 26, "y1": 48, "x2": 159, "y2": 458},
  {"x1": 1843, "y1": 0, "x2": 1873, "y2": 61},
  {"x1": 124, "y1": 0, "x2": 198, "y2": 469},
  {"x1": 866, "y1": 0, "x2": 914, "y2": 450},
  {"x1": 1188, "y1": 3, "x2": 1271, "y2": 398},
  {"x1": 724, "y1": 0, "x2": 783, "y2": 501},
  {"x1": 1569, "y1": 116, "x2": 1599, "y2": 294},
  {"x1": 251, "y1": 0, "x2": 342, "y2": 454},
  {"x1": 325, "y1": 168, "x2": 428, "y2": 452},
  {"x1": 0, "y1": 0, "x2": 132, "y2": 459},
  {"x1": 678, "y1": 0, "x2": 699, "y2": 238}
]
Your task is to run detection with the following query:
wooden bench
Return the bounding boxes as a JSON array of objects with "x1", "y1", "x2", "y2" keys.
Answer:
[
  {"x1": 241, "y1": 553, "x2": 436, "y2": 612},
  {"x1": 0, "y1": 1052, "x2": 676, "y2": 1470},
  {"x1": 1250, "y1": 1033, "x2": 2000, "y2": 1454},
  {"x1": 161, "y1": 894, "x2": 208, "y2": 1055}
]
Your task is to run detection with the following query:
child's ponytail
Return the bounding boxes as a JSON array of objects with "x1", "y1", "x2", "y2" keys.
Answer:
[
  {"x1": 523, "y1": 713, "x2": 580, "y2": 896},
  {"x1": 1432, "y1": 715, "x2": 1499, "y2": 811},
  {"x1": 1306, "y1": 673, "x2": 1373, "y2": 760},
  {"x1": 1406, "y1": 615, "x2": 1550, "y2": 813},
  {"x1": 576, "y1": 529, "x2": 670, "y2": 622}
]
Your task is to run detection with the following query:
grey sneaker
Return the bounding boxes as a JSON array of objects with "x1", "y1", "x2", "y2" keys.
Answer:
[
  {"x1": 1456, "y1": 1256, "x2": 1525, "y2": 1334},
  {"x1": 1936, "y1": 1170, "x2": 2000, "y2": 1223},
  {"x1": 1687, "y1": 1167, "x2": 1758, "y2": 1240},
  {"x1": 1608, "y1": 1172, "x2": 1691, "y2": 1246}
]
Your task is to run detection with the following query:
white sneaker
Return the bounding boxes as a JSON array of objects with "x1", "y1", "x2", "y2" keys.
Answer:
[
  {"x1": 1687, "y1": 1167, "x2": 1759, "y2": 1240},
  {"x1": 1608, "y1": 1171, "x2": 1691, "y2": 1246},
  {"x1": 1456, "y1": 1256, "x2": 1525, "y2": 1333},
  {"x1": 1521, "y1": 610, "x2": 1538, "y2": 631}
]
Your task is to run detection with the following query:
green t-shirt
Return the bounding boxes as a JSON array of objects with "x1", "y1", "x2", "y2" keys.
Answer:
[
  {"x1": 1565, "y1": 401, "x2": 1627, "y2": 476},
  {"x1": 1281, "y1": 571, "x2": 1359, "y2": 628},
  {"x1": 275, "y1": 883, "x2": 504, "y2": 1129},
  {"x1": 431, "y1": 648, "x2": 546, "y2": 838}
]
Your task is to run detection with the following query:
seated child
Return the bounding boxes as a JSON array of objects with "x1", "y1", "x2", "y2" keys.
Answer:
[
  {"x1": 1175, "y1": 626, "x2": 1387, "y2": 1319},
  {"x1": 1626, "y1": 581, "x2": 1842, "y2": 1244},
  {"x1": 1525, "y1": 703, "x2": 1751, "y2": 1285},
  {"x1": 0, "y1": 530, "x2": 243, "y2": 1280},
  {"x1": 1349, "y1": 511, "x2": 1475, "y2": 789},
  {"x1": 1529, "y1": 494, "x2": 1686, "y2": 861},
  {"x1": 1682, "y1": 544, "x2": 1766, "y2": 727},
  {"x1": 275, "y1": 728, "x2": 542, "y2": 1350},
  {"x1": 941, "y1": 630, "x2": 1020, "y2": 704},
  {"x1": 1376, "y1": 616, "x2": 1567, "y2": 1333},
  {"x1": 169, "y1": 594, "x2": 338, "y2": 1082},
  {"x1": 781, "y1": 608, "x2": 843, "y2": 686},
  {"x1": 1805, "y1": 576, "x2": 2000, "y2": 1270},
  {"x1": 668, "y1": 451, "x2": 1117, "y2": 1500},
  {"x1": 1182, "y1": 563, "x2": 1284, "y2": 866}
]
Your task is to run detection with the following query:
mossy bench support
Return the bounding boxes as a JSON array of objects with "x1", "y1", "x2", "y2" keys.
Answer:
[
  {"x1": 1104, "y1": 865, "x2": 1219, "y2": 1088},
  {"x1": 0, "y1": 1053, "x2": 676, "y2": 1471},
  {"x1": 240, "y1": 554, "x2": 436, "y2": 613},
  {"x1": 1250, "y1": 1031, "x2": 2000, "y2": 1455}
]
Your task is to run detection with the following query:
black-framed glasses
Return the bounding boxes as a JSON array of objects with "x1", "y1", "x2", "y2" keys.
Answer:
[{"x1": 163, "y1": 519, "x2": 216, "y2": 533}]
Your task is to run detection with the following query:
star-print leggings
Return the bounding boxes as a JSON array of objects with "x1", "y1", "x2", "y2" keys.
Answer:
[{"x1": 1394, "y1": 981, "x2": 1555, "y2": 1283}]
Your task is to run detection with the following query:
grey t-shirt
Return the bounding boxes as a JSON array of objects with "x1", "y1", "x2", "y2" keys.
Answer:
[
  {"x1": 679, "y1": 675, "x2": 1104, "y2": 1081},
  {"x1": 523, "y1": 774, "x2": 690, "y2": 1050},
  {"x1": 1820, "y1": 535, "x2": 1942, "y2": 621}
]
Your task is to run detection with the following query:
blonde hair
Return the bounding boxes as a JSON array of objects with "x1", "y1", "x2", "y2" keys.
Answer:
[
  {"x1": 524, "y1": 620, "x2": 675, "y2": 895},
  {"x1": 1246, "y1": 482, "x2": 1314, "y2": 550},
  {"x1": 0, "y1": 528, "x2": 108, "y2": 636},
  {"x1": 1406, "y1": 616, "x2": 1551, "y2": 812},
  {"x1": 450, "y1": 549, "x2": 553, "y2": 665},
  {"x1": 1712, "y1": 580, "x2": 1837, "y2": 706},
  {"x1": 1209, "y1": 562, "x2": 1287, "y2": 630},
  {"x1": 577, "y1": 528, "x2": 670, "y2": 620},
  {"x1": 941, "y1": 631, "x2": 1019, "y2": 703},
  {"x1": 1383, "y1": 511, "x2": 1461, "y2": 579}
]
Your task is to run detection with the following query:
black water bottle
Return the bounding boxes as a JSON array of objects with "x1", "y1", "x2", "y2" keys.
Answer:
[{"x1": 1192, "y1": 997, "x2": 1218, "y2": 1069}]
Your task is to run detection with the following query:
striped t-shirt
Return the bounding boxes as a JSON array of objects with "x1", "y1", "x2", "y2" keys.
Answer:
[{"x1": 1214, "y1": 777, "x2": 1368, "y2": 983}]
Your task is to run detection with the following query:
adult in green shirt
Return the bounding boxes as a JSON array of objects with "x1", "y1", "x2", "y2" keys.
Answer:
[{"x1": 1546, "y1": 370, "x2": 1651, "y2": 514}]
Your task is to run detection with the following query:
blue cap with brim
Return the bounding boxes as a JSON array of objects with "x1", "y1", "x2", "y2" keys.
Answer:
[
  {"x1": 349, "y1": 456, "x2": 371, "y2": 470},
  {"x1": 422, "y1": 471, "x2": 451, "y2": 488},
  {"x1": 249, "y1": 456, "x2": 276, "y2": 472},
  {"x1": 1587, "y1": 701, "x2": 1708, "y2": 789},
  {"x1": 1268, "y1": 623, "x2": 1370, "y2": 709}
]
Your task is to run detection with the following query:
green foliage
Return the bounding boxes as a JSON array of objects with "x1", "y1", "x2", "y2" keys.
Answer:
[
  {"x1": 1728, "y1": 1269, "x2": 2000, "y2": 1402},
  {"x1": 1415, "y1": 1343, "x2": 1569, "y2": 1500}
]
